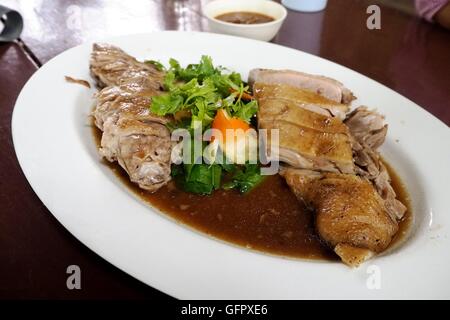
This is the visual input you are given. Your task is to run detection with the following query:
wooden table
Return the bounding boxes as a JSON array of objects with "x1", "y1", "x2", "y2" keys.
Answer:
[{"x1": 1, "y1": 0, "x2": 449, "y2": 299}]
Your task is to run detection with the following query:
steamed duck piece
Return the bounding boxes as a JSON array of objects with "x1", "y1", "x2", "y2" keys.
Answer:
[
  {"x1": 253, "y1": 83, "x2": 350, "y2": 120},
  {"x1": 96, "y1": 87, "x2": 173, "y2": 191},
  {"x1": 249, "y1": 69, "x2": 356, "y2": 105},
  {"x1": 280, "y1": 168, "x2": 399, "y2": 267},
  {"x1": 92, "y1": 84, "x2": 170, "y2": 131},
  {"x1": 255, "y1": 83, "x2": 354, "y2": 174},
  {"x1": 90, "y1": 43, "x2": 167, "y2": 130},
  {"x1": 345, "y1": 107, "x2": 407, "y2": 220},
  {"x1": 90, "y1": 43, "x2": 164, "y2": 90},
  {"x1": 90, "y1": 43, "x2": 173, "y2": 192},
  {"x1": 100, "y1": 117, "x2": 172, "y2": 191}
]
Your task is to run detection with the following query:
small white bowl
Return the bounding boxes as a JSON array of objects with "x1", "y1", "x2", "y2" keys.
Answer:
[{"x1": 203, "y1": 0, "x2": 287, "y2": 42}]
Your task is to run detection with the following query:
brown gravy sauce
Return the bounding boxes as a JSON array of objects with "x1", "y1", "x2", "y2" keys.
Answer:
[
  {"x1": 215, "y1": 11, "x2": 275, "y2": 24},
  {"x1": 93, "y1": 127, "x2": 412, "y2": 261}
]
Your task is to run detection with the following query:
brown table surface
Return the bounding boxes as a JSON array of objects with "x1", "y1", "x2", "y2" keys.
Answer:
[{"x1": 1, "y1": 0, "x2": 449, "y2": 299}]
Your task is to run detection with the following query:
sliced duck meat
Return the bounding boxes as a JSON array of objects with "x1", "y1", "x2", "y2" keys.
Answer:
[
  {"x1": 90, "y1": 43, "x2": 173, "y2": 192},
  {"x1": 260, "y1": 119, "x2": 354, "y2": 174},
  {"x1": 252, "y1": 69, "x2": 404, "y2": 267},
  {"x1": 249, "y1": 69, "x2": 356, "y2": 104},
  {"x1": 280, "y1": 167, "x2": 398, "y2": 267},
  {"x1": 345, "y1": 107, "x2": 407, "y2": 220},
  {"x1": 254, "y1": 83, "x2": 349, "y2": 120},
  {"x1": 375, "y1": 163, "x2": 407, "y2": 220},
  {"x1": 345, "y1": 106, "x2": 387, "y2": 149},
  {"x1": 258, "y1": 98, "x2": 349, "y2": 135},
  {"x1": 255, "y1": 83, "x2": 354, "y2": 173}
]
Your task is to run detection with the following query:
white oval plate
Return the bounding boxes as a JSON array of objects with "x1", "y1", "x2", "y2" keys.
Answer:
[{"x1": 12, "y1": 31, "x2": 450, "y2": 299}]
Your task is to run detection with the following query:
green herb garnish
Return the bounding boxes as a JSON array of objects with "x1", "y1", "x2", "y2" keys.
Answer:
[
  {"x1": 151, "y1": 56, "x2": 257, "y2": 128},
  {"x1": 153, "y1": 56, "x2": 264, "y2": 195},
  {"x1": 172, "y1": 163, "x2": 222, "y2": 195},
  {"x1": 223, "y1": 163, "x2": 265, "y2": 194}
]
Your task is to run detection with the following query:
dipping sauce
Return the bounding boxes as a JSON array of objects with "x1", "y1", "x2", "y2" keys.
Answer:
[
  {"x1": 93, "y1": 127, "x2": 411, "y2": 261},
  {"x1": 215, "y1": 11, "x2": 275, "y2": 24}
]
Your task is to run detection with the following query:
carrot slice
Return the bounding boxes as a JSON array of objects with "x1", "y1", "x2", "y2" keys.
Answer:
[
  {"x1": 211, "y1": 109, "x2": 256, "y2": 164},
  {"x1": 212, "y1": 109, "x2": 250, "y2": 143}
]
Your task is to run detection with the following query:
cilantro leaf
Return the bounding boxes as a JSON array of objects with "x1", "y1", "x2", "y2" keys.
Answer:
[
  {"x1": 151, "y1": 93, "x2": 184, "y2": 115},
  {"x1": 234, "y1": 100, "x2": 258, "y2": 123},
  {"x1": 223, "y1": 164, "x2": 265, "y2": 193}
]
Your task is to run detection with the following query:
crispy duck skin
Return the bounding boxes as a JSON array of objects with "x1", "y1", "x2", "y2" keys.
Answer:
[
  {"x1": 258, "y1": 98, "x2": 349, "y2": 135},
  {"x1": 260, "y1": 119, "x2": 354, "y2": 174},
  {"x1": 280, "y1": 167, "x2": 398, "y2": 267},
  {"x1": 254, "y1": 83, "x2": 350, "y2": 120},
  {"x1": 249, "y1": 69, "x2": 356, "y2": 105},
  {"x1": 90, "y1": 43, "x2": 173, "y2": 192}
]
